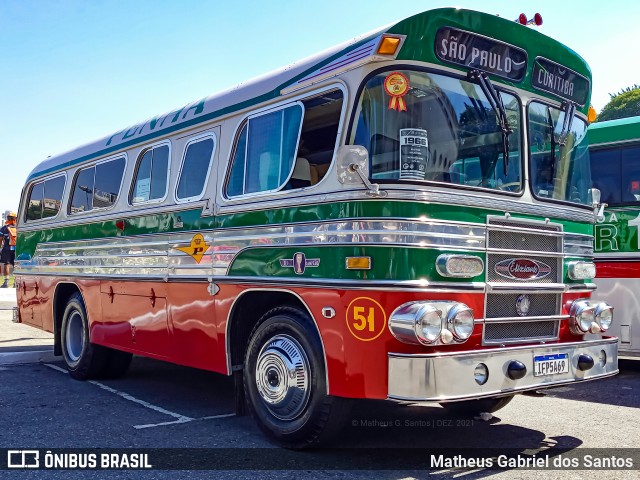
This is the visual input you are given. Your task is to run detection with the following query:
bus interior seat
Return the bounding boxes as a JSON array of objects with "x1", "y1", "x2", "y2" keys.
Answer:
[{"x1": 288, "y1": 157, "x2": 312, "y2": 189}]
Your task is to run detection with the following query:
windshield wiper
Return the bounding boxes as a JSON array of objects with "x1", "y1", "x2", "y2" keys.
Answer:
[
  {"x1": 557, "y1": 101, "x2": 576, "y2": 146},
  {"x1": 468, "y1": 70, "x2": 512, "y2": 175},
  {"x1": 546, "y1": 108, "x2": 556, "y2": 166}
]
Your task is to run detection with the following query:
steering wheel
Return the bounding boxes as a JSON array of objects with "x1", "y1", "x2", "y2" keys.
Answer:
[{"x1": 498, "y1": 182, "x2": 521, "y2": 192}]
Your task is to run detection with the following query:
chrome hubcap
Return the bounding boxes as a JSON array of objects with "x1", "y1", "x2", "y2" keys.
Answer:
[
  {"x1": 255, "y1": 334, "x2": 311, "y2": 420},
  {"x1": 65, "y1": 311, "x2": 84, "y2": 362}
]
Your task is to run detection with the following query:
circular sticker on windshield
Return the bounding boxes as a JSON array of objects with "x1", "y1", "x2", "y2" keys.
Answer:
[{"x1": 384, "y1": 72, "x2": 409, "y2": 111}]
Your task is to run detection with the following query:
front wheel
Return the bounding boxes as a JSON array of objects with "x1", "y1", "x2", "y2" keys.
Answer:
[
  {"x1": 60, "y1": 292, "x2": 108, "y2": 380},
  {"x1": 244, "y1": 307, "x2": 349, "y2": 448}
]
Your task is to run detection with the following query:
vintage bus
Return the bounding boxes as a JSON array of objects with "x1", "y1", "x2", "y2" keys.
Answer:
[
  {"x1": 590, "y1": 115, "x2": 640, "y2": 357},
  {"x1": 16, "y1": 8, "x2": 618, "y2": 447}
]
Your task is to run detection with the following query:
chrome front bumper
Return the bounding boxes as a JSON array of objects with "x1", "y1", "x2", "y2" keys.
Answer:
[{"x1": 388, "y1": 338, "x2": 618, "y2": 402}]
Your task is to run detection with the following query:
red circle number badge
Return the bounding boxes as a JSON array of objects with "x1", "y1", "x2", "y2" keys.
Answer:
[
  {"x1": 383, "y1": 72, "x2": 409, "y2": 111},
  {"x1": 346, "y1": 297, "x2": 387, "y2": 341}
]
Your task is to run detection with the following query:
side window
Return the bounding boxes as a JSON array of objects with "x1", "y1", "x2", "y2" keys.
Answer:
[
  {"x1": 70, "y1": 166, "x2": 95, "y2": 214},
  {"x1": 176, "y1": 137, "x2": 215, "y2": 201},
  {"x1": 590, "y1": 148, "x2": 621, "y2": 205},
  {"x1": 26, "y1": 182, "x2": 44, "y2": 221},
  {"x1": 70, "y1": 157, "x2": 125, "y2": 214},
  {"x1": 42, "y1": 176, "x2": 66, "y2": 219},
  {"x1": 131, "y1": 144, "x2": 170, "y2": 204},
  {"x1": 227, "y1": 104, "x2": 303, "y2": 197},
  {"x1": 293, "y1": 89, "x2": 344, "y2": 188}
]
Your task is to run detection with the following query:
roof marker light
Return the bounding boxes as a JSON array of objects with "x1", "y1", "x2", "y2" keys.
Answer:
[
  {"x1": 529, "y1": 13, "x2": 543, "y2": 26},
  {"x1": 516, "y1": 13, "x2": 527, "y2": 25}
]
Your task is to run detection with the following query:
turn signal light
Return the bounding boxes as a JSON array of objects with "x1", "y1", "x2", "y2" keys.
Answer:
[
  {"x1": 377, "y1": 36, "x2": 401, "y2": 56},
  {"x1": 345, "y1": 256, "x2": 372, "y2": 270}
]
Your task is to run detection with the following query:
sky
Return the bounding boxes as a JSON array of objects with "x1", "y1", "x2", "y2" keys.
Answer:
[{"x1": 2, "y1": 0, "x2": 638, "y2": 212}]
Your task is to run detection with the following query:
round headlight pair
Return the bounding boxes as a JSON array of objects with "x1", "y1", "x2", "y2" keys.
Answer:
[
  {"x1": 415, "y1": 303, "x2": 474, "y2": 344},
  {"x1": 570, "y1": 299, "x2": 613, "y2": 334}
]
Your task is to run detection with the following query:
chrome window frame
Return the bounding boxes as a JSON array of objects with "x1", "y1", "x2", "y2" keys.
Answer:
[
  {"x1": 175, "y1": 132, "x2": 217, "y2": 204},
  {"x1": 23, "y1": 172, "x2": 68, "y2": 223},
  {"x1": 129, "y1": 140, "x2": 172, "y2": 207},
  {"x1": 67, "y1": 153, "x2": 128, "y2": 216}
]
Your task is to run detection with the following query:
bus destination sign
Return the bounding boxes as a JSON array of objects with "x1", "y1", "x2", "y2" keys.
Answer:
[
  {"x1": 531, "y1": 58, "x2": 589, "y2": 106},
  {"x1": 435, "y1": 27, "x2": 527, "y2": 81}
]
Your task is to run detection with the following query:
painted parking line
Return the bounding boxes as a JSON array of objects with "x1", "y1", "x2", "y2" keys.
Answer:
[{"x1": 44, "y1": 363, "x2": 235, "y2": 429}]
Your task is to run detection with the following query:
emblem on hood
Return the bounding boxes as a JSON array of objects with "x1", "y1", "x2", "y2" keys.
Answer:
[{"x1": 494, "y1": 258, "x2": 552, "y2": 281}]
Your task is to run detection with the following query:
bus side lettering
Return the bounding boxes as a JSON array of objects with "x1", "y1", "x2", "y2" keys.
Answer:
[{"x1": 595, "y1": 224, "x2": 619, "y2": 252}]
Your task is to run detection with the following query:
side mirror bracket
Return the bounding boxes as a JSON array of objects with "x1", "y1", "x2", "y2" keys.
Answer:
[{"x1": 336, "y1": 145, "x2": 387, "y2": 197}]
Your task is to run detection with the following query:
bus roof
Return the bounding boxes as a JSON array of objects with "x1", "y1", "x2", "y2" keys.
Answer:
[
  {"x1": 588, "y1": 115, "x2": 640, "y2": 148},
  {"x1": 27, "y1": 8, "x2": 592, "y2": 183}
]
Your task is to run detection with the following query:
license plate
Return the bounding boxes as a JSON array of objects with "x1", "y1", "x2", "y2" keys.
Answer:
[{"x1": 533, "y1": 353, "x2": 569, "y2": 377}]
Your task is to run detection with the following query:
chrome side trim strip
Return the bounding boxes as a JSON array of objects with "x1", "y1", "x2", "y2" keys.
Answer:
[
  {"x1": 16, "y1": 218, "x2": 488, "y2": 278},
  {"x1": 215, "y1": 190, "x2": 595, "y2": 223}
]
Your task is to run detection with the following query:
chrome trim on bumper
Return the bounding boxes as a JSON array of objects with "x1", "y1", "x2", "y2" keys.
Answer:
[{"x1": 388, "y1": 338, "x2": 618, "y2": 402}]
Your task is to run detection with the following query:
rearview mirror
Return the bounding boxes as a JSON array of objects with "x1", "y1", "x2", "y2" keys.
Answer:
[{"x1": 336, "y1": 145, "x2": 369, "y2": 184}]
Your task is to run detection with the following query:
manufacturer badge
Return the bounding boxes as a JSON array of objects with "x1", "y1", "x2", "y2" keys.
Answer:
[
  {"x1": 494, "y1": 258, "x2": 552, "y2": 281},
  {"x1": 280, "y1": 252, "x2": 320, "y2": 275},
  {"x1": 515, "y1": 294, "x2": 531, "y2": 316}
]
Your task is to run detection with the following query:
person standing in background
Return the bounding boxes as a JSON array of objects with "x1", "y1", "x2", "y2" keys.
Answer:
[{"x1": 0, "y1": 213, "x2": 17, "y2": 288}]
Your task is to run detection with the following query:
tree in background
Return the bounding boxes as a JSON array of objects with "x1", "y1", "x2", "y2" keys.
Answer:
[{"x1": 597, "y1": 85, "x2": 640, "y2": 122}]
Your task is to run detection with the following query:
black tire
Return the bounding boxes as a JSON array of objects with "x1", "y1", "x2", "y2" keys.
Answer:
[
  {"x1": 101, "y1": 349, "x2": 133, "y2": 379},
  {"x1": 440, "y1": 395, "x2": 515, "y2": 416},
  {"x1": 60, "y1": 292, "x2": 108, "y2": 380},
  {"x1": 244, "y1": 307, "x2": 350, "y2": 449}
]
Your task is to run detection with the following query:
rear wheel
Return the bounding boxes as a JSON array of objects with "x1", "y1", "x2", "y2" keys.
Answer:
[
  {"x1": 440, "y1": 395, "x2": 515, "y2": 416},
  {"x1": 244, "y1": 307, "x2": 349, "y2": 448},
  {"x1": 60, "y1": 292, "x2": 108, "y2": 380}
]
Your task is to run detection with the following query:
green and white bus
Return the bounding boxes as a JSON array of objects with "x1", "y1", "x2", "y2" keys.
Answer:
[
  {"x1": 16, "y1": 8, "x2": 617, "y2": 447},
  {"x1": 590, "y1": 115, "x2": 640, "y2": 356}
]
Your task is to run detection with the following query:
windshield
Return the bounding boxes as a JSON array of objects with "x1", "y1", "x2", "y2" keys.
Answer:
[
  {"x1": 528, "y1": 102, "x2": 591, "y2": 206},
  {"x1": 350, "y1": 69, "x2": 522, "y2": 192}
]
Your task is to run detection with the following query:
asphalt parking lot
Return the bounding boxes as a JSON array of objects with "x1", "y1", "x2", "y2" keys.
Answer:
[{"x1": 0, "y1": 297, "x2": 638, "y2": 480}]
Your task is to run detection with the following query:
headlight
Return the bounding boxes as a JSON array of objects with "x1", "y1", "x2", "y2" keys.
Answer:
[
  {"x1": 570, "y1": 299, "x2": 595, "y2": 334},
  {"x1": 416, "y1": 306, "x2": 443, "y2": 345},
  {"x1": 389, "y1": 301, "x2": 473, "y2": 345},
  {"x1": 567, "y1": 261, "x2": 596, "y2": 280},
  {"x1": 447, "y1": 304, "x2": 474, "y2": 340},
  {"x1": 594, "y1": 302, "x2": 613, "y2": 332}
]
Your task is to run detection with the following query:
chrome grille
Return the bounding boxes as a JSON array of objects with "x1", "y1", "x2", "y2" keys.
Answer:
[
  {"x1": 484, "y1": 321, "x2": 558, "y2": 344},
  {"x1": 485, "y1": 293, "x2": 559, "y2": 319},
  {"x1": 484, "y1": 216, "x2": 563, "y2": 345},
  {"x1": 488, "y1": 230, "x2": 561, "y2": 253}
]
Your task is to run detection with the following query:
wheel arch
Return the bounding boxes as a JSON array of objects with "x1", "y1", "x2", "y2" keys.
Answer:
[{"x1": 225, "y1": 288, "x2": 329, "y2": 393}]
